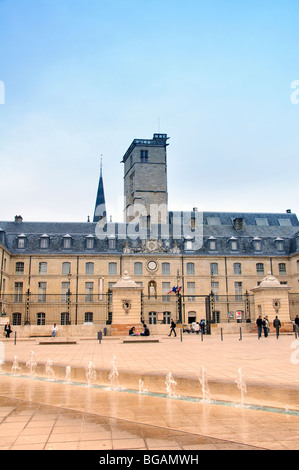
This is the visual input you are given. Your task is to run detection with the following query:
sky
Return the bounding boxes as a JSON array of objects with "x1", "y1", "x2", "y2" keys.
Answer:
[{"x1": 0, "y1": 0, "x2": 299, "y2": 223}]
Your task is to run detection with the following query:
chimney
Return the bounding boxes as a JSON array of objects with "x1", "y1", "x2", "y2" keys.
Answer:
[{"x1": 15, "y1": 215, "x2": 23, "y2": 223}]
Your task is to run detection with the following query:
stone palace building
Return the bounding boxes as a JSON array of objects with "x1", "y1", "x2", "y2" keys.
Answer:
[{"x1": 1, "y1": 133, "x2": 299, "y2": 334}]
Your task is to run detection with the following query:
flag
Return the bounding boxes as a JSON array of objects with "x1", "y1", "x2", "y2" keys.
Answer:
[{"x1": 168, "y1": 286, "x2": 182, "y2": 294}]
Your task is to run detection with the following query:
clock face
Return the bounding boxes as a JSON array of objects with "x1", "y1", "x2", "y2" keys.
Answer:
[{"x1": 147, "y1": 260, "x2": 157, "y2": 271}]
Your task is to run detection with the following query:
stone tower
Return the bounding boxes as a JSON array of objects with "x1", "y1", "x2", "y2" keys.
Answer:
[{"x1": 122, "y1": 134, "x2": 169, "y2": 225}]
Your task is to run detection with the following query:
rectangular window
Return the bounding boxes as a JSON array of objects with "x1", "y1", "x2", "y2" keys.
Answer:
[
  {"x1": 86, "y1": 262, "x2": 94, "y2": 275},
  {"x1": 39, "y1": 262, "x2": 48, "y2": 274},
  {"x1": 210, "y1": 263, "x2": 218, "y2": 276},
  {"x1": 134, "y1": 262, "x2": 143, "y2": 276},
  {"x1": 279, "y1": 263, "x2": 287, "y2": 275},
  {"x1": 86, "y1": 238, "x2": 94, "y2": 249},
  {"x1": 235, "y1": 282, "x2": 243, "y2": 301},
  {"x1": 186, "y1": 263, "x2": 195, "y2": 275},
  {"x1": 37, "y1": 312, "x2": 45, "y2": 326},
  {"x1": 85, "y1": 312, "x2": 93, "y2": 323},
  {"x1": 15, "y1": 262, "x2": 24, "y2": 274},
  {"x1": 187, "y1": 282, "x2": 195, "y2": 301},
  {"x1": 234, "y1": 263, "x2": 242, "y2": 275},
  {"x1": 85, "y1": 282, "x2": 94, "y2": 302},
  {"x1": 211, "y1": 281, "x2": 219, "y2": 301},
  {"x1": 14, "y1": 282, "x2": 23, "y2": 303},
  {"x1": 17, "y1": 238, "x2": 25, "y2": 249},
  {"x1": 256, "y1": 263, "x2": 264, "y2": 275},
  {"x1": 38, "y1": 282, "x2": 47, "y2": 302},
  {"x1": 61, "y1": 282, "x2": 70, "y2": 302},
  {"x1": 62, "y1": 262, "x2": 71, "y2": 275},
  {"x1": 162, "y1": 263, "x2": 170, "y2": 275},
  {"x1": 12, "y1": 313, "x2": 22, "y2": 326},
  {"x1": 162, "y1": 282, "x2": 171, "y2": 302},
  {"x1": 108, "y1": 263, "x2": 117, "y2": 275}
]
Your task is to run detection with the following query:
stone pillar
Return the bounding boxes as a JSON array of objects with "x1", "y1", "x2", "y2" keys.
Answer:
[
  {"x1": 110, "y1": 271, "x2": 144, "y2": 336},
  {"x1": 251, "y1": 272, "x2": 292, "y2": 332}
]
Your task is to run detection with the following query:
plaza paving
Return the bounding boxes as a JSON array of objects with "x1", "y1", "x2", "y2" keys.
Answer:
[{"x1": 0, "y1": 332, "x2": 299, "y2": 450}]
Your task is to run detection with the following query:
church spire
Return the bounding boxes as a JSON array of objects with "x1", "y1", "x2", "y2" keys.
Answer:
[{"x1": 93, "y1": 156, "x2": 107, "y2": 223}]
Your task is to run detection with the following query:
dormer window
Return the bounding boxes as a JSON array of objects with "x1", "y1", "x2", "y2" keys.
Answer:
[
  {"x1": 17, "y1": 234, "x2": 27, "y2": 249},
  {"x1": 208, "y1": 236, "x2": 217, "y2": 251},
  {"x1": 184, "y1": 236, "x2": 194, "y2": 251},
  {"x1": 40, "y1": 234, "x2": 50, "y2": 249},
  {"x1": 86, "y1": 235, "x2": 95, "y2": 250},
  {"x1": 275, "y1": 238, "x2": 284, "y2": 252},
  {"x1": 108, "y1": 235, "x2": 116, "y2": 250},
  {"x1": 63, "y1": 234, "x2": 72, "y2": 250},
  {"x1": 229, "y1": 237, "x2": 238, "y2": 251},
  {"x1": 253, "y1": 237, "x2": 262, "y2": 252}
]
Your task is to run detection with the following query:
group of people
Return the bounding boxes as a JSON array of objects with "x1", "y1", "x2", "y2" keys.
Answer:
[
  {"x1": 256, "y1": 315, "x2": 282, "y2": 338},
  {"x1": 129, "y1": 324, "x2": 150, "y2": 337}
]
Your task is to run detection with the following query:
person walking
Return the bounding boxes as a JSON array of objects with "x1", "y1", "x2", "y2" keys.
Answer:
[
  {"x1": 169, "y1": 319, "x2": 177, "y2": 337},
  {"x1": 4, "y1": 322, "x2": 12, "y2": 338},
  {"x1": 295, "y1": 315, "x2": 299, "y2": 336},
  {"x1": 273, "y1": 316, "x2": 281, "y2": 338},
  {"x1": 256, "y1": 316, "x2": 263, "y2": 339}
]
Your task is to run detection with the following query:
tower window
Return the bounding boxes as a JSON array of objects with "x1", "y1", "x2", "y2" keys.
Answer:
[{"x1": 140, "y1": 150, "x2": 149, "y2": 162}]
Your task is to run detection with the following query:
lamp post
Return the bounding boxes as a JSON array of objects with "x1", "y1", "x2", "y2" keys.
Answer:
[{"x1": 24, "y1": 288, "x2": 30, "y2": 325}]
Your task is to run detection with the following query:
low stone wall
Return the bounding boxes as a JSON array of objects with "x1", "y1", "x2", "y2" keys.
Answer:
[{"x1": 8, "y1": 324, "x2": 111, "y2": 339}]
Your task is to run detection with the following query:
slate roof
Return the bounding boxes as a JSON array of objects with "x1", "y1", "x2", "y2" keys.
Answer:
[{"x1": 1, "y1": 212, "x2": 299, "y2": 257}]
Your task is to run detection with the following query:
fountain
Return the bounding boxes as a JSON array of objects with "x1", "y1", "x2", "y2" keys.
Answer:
[
  {"x1": 11, "y1": 356, "x2": 21, "y2": 376},
  {"x1": 235, "y1": 368, "x2": 248, "y2": 407},
  {"x1": 65, "y1": 366, "x2": 72, "y2": 383},
  {"x1": 165, "y1": 372, "x2": 177, "y2": 398},
  {"x1": 26, "y1": 351, "x2": 37, "y2": 377},
  {"x1": 138, "y1": 379, "x2": 148, "y2": 394},
  {"x1": 108, "y1": 356, "x2": 120, "y2": 390},
  {"x1": 199, "y1": 366, "x2": 212, "y2": 403},
  {"x1": 45, "y1": 359, "x2": 55, "y2": 381},
  {"x1": 85, "y1": 361, "x2": 96, "y2": 386}
]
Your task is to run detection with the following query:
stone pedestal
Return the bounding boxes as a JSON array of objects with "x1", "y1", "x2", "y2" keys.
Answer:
[
  {"x1": 251, "y1": 272, "x2": 292, "y2": 327},
  {"x1": 110, "y1": 271, "x2": 143, "y2": 336}
]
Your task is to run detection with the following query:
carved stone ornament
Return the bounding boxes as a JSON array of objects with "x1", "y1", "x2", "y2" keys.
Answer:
[
  {"x1": 273, "y1": 299, "x2": 281, "y2": 313},
  {"x1": 122, "y1": 299, "x2": 132, "y2": 315},
  {"x1": 133, "y1": 239, "x2": 169, "y2": 253}
]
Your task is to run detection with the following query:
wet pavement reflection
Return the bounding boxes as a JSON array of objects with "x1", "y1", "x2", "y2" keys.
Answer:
[{"x1": 0, "y1": 375, "x2": 298, "y2": 450}]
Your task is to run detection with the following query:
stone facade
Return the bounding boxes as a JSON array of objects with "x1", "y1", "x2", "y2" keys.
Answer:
[{"x1": 1, "y1": 134, "x2": 299, "y2": 333}]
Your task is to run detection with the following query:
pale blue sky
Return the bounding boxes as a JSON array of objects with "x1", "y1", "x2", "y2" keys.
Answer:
[{"x1": 0, "y1": 0, "x2": 299, "y2": 222}]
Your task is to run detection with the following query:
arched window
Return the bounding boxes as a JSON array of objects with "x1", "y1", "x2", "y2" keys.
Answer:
[
  {"x1": 15, "y1": 262, "x2": 24, "y2": 274},
  {"x1": 108, "y1": 263, "x2": 117, "y2": 275},
  {"x1": 37, "y1": 312, "x2": 46, "y2": 326},
  {"x1": 162, "y1": 263, "x2": 170, "y2": 275},
  {"x1": 148, "y1": 312, "x2": 157, "y2": 325},
  {"x1": 12, "y1": 313, "x2": 22, "y2": 326},
  {"x1": 186, "y1": 263, "x2": 195, "y2": 275},
  {"x1": 256, "y1": 263, "x2": 264, "y2": 275},
  {"x1": 134, "y1": 262, "x2": 143, "y2": 276},
  {"x1": 39, "y1": 262, "x2": 47, "y2": 274},
  {"x1": 86, "y1": 262, "x2": 94, "y2": 275},
  {"x1": 234, "y1": 263, "x2": 242, "y2": 275},
  {"x1": 62, "y1": 262, "x2": 71, "y2": 275},
  {"x1": 84, "y1": 312, "x2": 93, "y2": 324},
  {"x1": 210, "y1": 263, "x2": 218, "y2": 276},
  {"x1": 279, "y1": 263, "x2": 287, "y2": 275}
]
